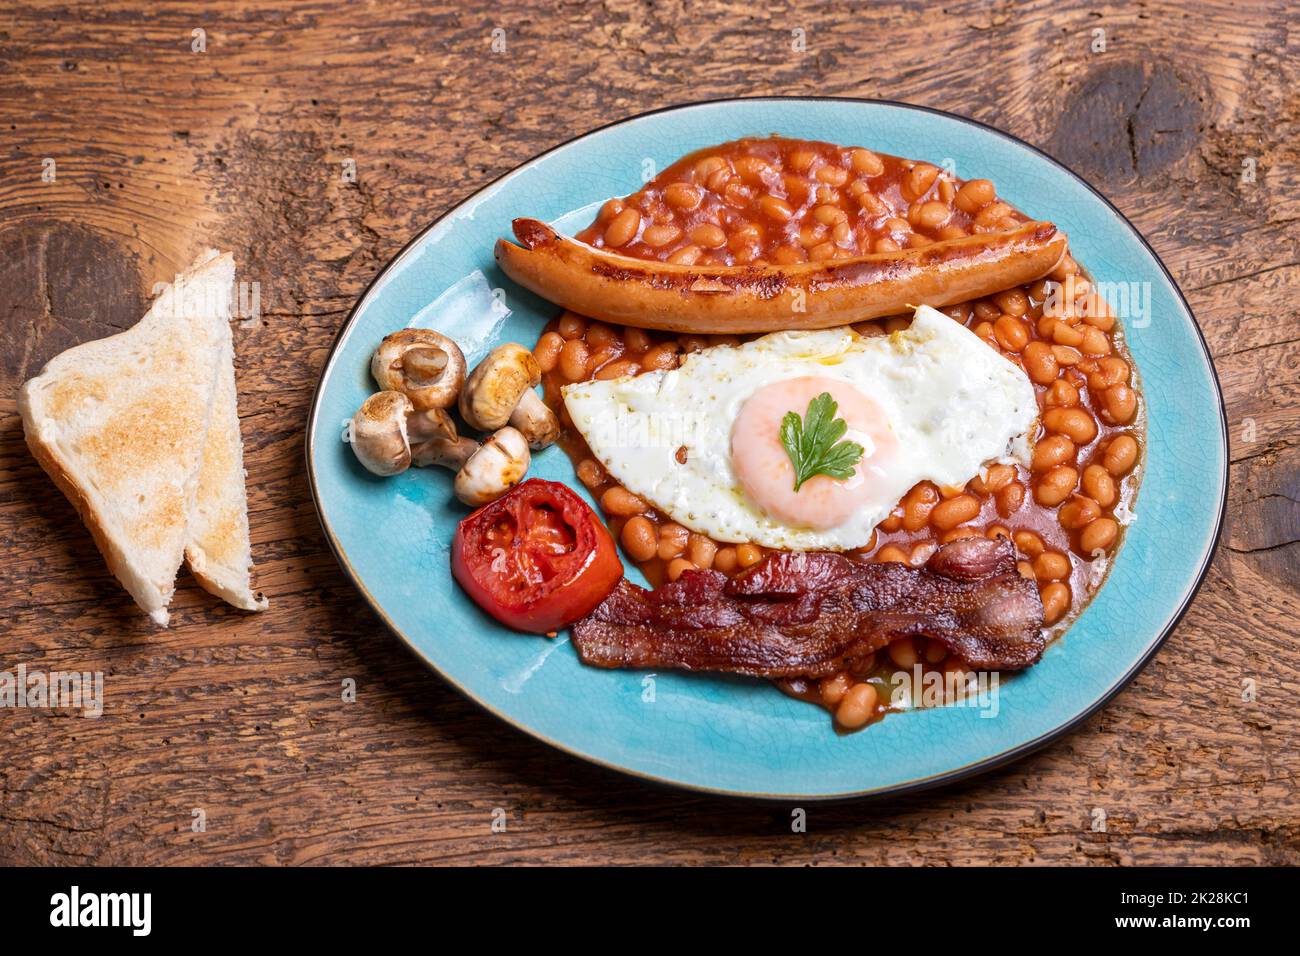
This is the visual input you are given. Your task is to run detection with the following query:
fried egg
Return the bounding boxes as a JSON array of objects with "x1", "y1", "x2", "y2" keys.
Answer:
[{"x1": 562, "y1": 305, "x2": 1039, "y2": 551}]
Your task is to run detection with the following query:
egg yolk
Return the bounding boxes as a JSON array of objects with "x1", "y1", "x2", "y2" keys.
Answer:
[{"x1": 730, "y1": 376, "x2": 897, "y2": 530}]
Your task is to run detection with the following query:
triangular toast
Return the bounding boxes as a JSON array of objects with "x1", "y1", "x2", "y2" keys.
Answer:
[
  {"x1": 18, "y1": 250, "x2": 260, "y2": 625},
  {"x1": 184, "y1": 308, "x2": 267, "y2": 612}
]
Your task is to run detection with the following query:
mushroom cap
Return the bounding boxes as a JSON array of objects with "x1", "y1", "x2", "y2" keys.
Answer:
[
  {"x1": 459, "y1": 343, "x2": 542, "y2": 432},
  {"x1": 350, "y1": 390, "x2": 414, "y2": 476},
  {"x1": 453, "y1": 426, "x2": 531, "y2": 506},
  {"x1": 371, "y1": 329, "x2": 467, "y2": 411}
]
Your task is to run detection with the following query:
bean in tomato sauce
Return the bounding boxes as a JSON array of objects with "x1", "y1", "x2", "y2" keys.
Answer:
[{"x1": 575, "y1": 137, "x2": 1030, "y2": 266}]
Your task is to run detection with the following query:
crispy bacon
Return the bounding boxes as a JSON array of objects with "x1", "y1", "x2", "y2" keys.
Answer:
[{"x1": 570, "y1": 537, "x2": 1045, "y2": 677}]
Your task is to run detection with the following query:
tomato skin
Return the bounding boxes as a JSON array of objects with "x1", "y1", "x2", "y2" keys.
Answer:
[{"x1": 452, "y1": 479, "x2": 623, "y2": 633}]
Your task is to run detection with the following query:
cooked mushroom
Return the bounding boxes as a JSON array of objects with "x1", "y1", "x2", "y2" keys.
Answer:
[
  {"x1": 407, "y1": 407, "x2": 484, "y2": 470},
  {"x1": 508, "y1": 389, "x2": 562, "y2": 450},
  {"x1": 412, "y1": 434, "x2": 480, "y2": 470},
  {"x1": 350, "y1": 392, "x2": 478, "y2": 477},
  {"x1": 371, "y1": 329, "x2": 467, "y2": 410},
  {"x1": 454, "y1": 426, "x2": 530, "y2": 506},
  {"x1": 350, "y1": 391, "x2": 416, "y2": 476},
  {"x1": 407, "y1": 405, "x2": 456, "y2": 444},
  {"x1": 459, "y1": 343, "x2": 561, "y2": 450}
]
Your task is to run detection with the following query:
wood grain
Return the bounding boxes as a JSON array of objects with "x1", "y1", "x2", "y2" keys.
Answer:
[{"x1": 0, "y1": 0, "x2": 1296, "y2": 865}]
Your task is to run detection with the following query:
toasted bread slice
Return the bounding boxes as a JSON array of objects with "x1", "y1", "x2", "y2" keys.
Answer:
[
  {"x1": 184, "y1": 314, "x2": 268, "y2": 612},
  {"x1": 19, "y1": 250, "x2": 230, "y2": 626}
]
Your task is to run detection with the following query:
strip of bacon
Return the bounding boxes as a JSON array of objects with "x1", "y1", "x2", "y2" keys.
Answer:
[{"x1": 570, "y1": 537, "x2": 1045, "y2": 677}]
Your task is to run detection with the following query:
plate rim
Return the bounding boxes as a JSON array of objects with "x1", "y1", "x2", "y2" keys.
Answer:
[{"x1": 304, "y1": 95, "x2": 1229, "y2": 801}]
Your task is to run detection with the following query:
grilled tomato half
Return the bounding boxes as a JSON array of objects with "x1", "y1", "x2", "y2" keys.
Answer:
[{"x1": 452, "y1": 478, "x2": 623, "y2": 633}]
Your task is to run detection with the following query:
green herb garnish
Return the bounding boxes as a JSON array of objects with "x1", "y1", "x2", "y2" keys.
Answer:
[{"x1": 779, "y1": 392, "x2": 865, "y2": 492}]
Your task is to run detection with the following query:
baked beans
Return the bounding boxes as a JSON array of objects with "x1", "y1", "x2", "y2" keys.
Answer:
[
  {"x1": 540, "y1": 136, "x2": 1143, "y2": 728},
  {"x1": 575, "y1": 137, "x2": 1031, "y2": 265},
  {"x1": 620, "y1": 515, "x2": 658, "y2": 563},
  {"x1": 835, "y1": 682, "x2": 879, "y2": 729}
]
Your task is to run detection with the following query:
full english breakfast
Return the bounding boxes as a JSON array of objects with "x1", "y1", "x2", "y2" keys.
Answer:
[{"x1": 353, "y1": 134, "x2": 1144, "y2": 730}]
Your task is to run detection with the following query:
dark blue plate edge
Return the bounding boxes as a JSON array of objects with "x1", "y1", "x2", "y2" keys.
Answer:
[{"x1": 303, "y1": 96, "x2": 1230, "y2": 803}]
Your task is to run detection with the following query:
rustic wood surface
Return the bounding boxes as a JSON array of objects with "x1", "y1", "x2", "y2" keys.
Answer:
[{"x1": 0, "y1": 0, "x2": 1296, "y2": 866}]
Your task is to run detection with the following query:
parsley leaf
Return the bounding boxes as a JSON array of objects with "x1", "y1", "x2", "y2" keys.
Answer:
[{"x1": 779, "y1": 392, "x2": 865, "y2": 492}]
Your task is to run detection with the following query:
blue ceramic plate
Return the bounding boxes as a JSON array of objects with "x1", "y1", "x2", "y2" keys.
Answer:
[{"x1": 306, "y1": 99, "x2": 1226, "y2": 799}]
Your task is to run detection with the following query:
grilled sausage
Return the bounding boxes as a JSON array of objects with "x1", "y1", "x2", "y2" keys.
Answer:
[{"x1": 495, "y1": 217, "x2": 1068, "y2": 333}]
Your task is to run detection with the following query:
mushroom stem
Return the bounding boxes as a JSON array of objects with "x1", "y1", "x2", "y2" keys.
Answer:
[
  {"x1": 407, "y1": 407, "x2": 458, "y2": 444},
  {"x1": 413, "y1": 435, "x2": 480, "y2": 470},
  {"x1": 402, "y1": 346, "x2": 449, "y2": 384},
  {"x1": 509, "y1": 390, "x2": 562, "y2": 450}
]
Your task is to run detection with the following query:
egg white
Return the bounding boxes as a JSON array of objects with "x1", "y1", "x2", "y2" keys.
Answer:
[{"x1": 562, "y1": 305, "x2": 1039, "y2": 551}]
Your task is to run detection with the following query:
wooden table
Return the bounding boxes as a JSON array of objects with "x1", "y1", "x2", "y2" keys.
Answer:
[{"x1": 1, "y1": 1, "x2": 1295, "y2": 865}]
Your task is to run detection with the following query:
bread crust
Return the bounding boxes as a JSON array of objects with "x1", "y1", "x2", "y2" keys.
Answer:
[
  {"x1": 183, "y1": 315, "x2": 268, "y2": 612},
  {"x1": 20, "y1": 394, "x2": 171, "y2": 625},
  {"x1": 186, "y1": 556, "x2": 267, "y2": 611}
]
